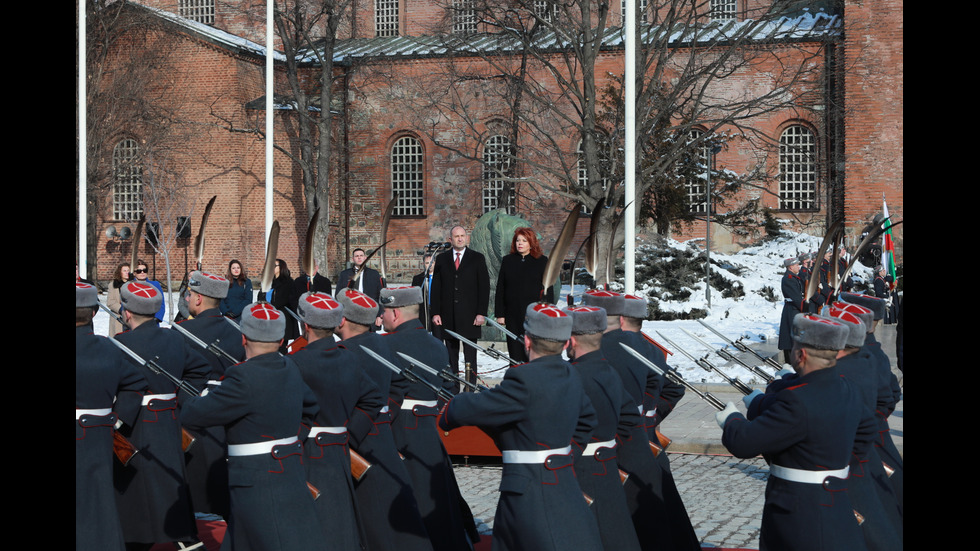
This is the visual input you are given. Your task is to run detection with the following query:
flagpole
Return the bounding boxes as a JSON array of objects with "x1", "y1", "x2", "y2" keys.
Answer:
[
  {"x1": 265, "y1": 0, "x2": 274, "y2": 251},
  {"x1": 624, "y1": 0, "x2": 636, "y2": 294},
  {"x1": 79, "y1": 0, "x2": 87, "y2": 277}
]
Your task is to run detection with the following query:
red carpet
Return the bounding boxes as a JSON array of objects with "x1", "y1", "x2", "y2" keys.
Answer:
[{"x1": 151, "y1": 519, "x2": 755, "y2": 550}]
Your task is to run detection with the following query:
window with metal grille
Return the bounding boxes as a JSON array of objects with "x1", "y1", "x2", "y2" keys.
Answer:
[
  {"x1": 376, "y1": 0, "x2": 399, "y2": 37},
  {"x1": 533, "y1": 0, "x2": 559, "y2": 22},
  {"x1": 179, "y1": 0, "x2": 215, "y2": 25},
  {"x1": 483, "y1": 135, "x2": 515, "y2": 214},
  {"x1": 710, "y1": 0, "x2": 736, "y2": 21},
  {"x1": 685, "y1": 130, "x2": 710, "y2": 214},
  {"x1": 778, "y1": 125, "x2": 817, "y2": 211},
  {"x1": 452, "y1": 0, "x2": 477, "y2": 34},
  {"x1": 391, "y1": 136, "x2": 424, "y2": 216},
  {"x1": 113, "y1": 138, "x2": 143, "y2": 221},
  {"x1": 620, "y1": 0, "x2": 648, "y2": 24}
]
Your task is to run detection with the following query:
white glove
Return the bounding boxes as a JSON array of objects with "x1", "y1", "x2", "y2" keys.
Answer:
[
  {"x1": 776, "y1": 367, "x2": 794, "y2": 378},
  {"x1": 715, "y1": 402, "x2": 739, "y2": 429},
  {"x1": 742, "y1": 389, "x2": 764, "y2": 410}
]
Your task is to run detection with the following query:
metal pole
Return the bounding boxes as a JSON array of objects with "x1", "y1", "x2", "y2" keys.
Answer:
[
  {"x1": 624, "y1": 0, "x2": 636, "y2": 294},
  {"x1": 265, "y1": 0, "x2": 275, "y2": 250},
  {"x1": 79, "y1": 0, "x2": 87, "y2": 278}
]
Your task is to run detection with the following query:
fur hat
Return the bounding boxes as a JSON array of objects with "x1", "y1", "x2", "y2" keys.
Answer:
[
  {"x1": 189, "y1": 270, "x2": 229, "y2": 299},
  {"x1": 76, "y1": 282, "x2": 99, "y2": 308},
  {"x1": 379, "y1": 286, "x2": 423, "y2": 308},
  {"x1": 241, "y1": 303, "x2": 285, "y2": 342},
  {"x1": 296, "y1": 292, "x2": 344, "y2": 329},
  {"x1": 120, "y1": 281, "x2": 162, "y2": 316},
  {"x1": 564, "y1": 306, "x2": 607, "y2": 335},
  {"x1": 582, "y1": 290, "x2": 624, "y2": 316},
  {"x1": 337, "y1": 289, "x2": 381, "y2": 326},
  {"x1": 523, "y1": 303, "x2": 572, "y2": 342},
  {"x1": 791, "y1": 314, "x2": 849, "y2": 351}
]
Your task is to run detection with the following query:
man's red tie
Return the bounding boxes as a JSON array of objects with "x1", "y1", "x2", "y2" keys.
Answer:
[{"x1": 454, "y1": 252, "x2": 461, "y2": 270}]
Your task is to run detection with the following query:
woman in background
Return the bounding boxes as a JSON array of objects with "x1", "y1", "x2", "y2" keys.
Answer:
[
  {"x1": 107, "y1": 262, "x2": 131, "y2": 336},
  {"x1": 221, "y1": 260, "x2": 253, "y2": 319},
  {"x1": 495, "y1": 227, "x2": 554, "y2": 362}
]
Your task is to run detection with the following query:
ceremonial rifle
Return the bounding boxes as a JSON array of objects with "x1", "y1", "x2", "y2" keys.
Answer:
[
  {"x1": 486, "y1": 317, "x2": 520, "y2": 342},
  {"x1": 681, "y1": 328, "x2": 774, "y2": 384},
  {"x1": 379, "y1": 195, "x2": 398, "y2": 288},
  {"x1": 540, "y1": 201, "x2": 583, "y2": 304},
  {"x1": 359, "y1": 345, "x2": 456, "y2": 403},
  {"x1": 171, "y1": 320, "x2": 241, "y2": 368},
  {"x1": 348, "y1": 239, "x2": 393, "y2": 289},
  {"x1": 697, "y1": 320, "x2": 783, "y2": 371},
  {"x1": 292, "y1": 207, "x2": 323, "y2": 359},
  {"x1": 445, "y1": 328, "x2": 521, "y2": 366},
  {"x1": 618, "y1": 343, "x2": 727, "y2": 411},
  {"x1": 834, "y1": 218, "x2": 904, "y2": 296},
  {"x1": 655, "y1": 332, "x2": 754, "y2": 396},
  {"x1": 395, "y1": 351, "x2": 489, "y2": 393},
  {"x1": 107, "y1": 337, "x2": 199, "y2": 452}
]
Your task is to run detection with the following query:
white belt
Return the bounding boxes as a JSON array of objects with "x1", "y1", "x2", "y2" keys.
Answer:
[
  {"x1": 142, "y1": 393, "x2": 177, "y2": 406},
  {"x1": 502, "y1": 445, "x2": 572, "y2": 464},
  {"x1": 207, "y1": 380, "x2": 222, "y2": 386},
  {"x1": 76, "y1": 408, "x2": 112, "y2": 419},
  {"x1": 770, "y1": 464, "x2": 849, "y2": 484},
  {"x1": 402, "y1": 399, "x2": 438, "y2": 410},
  {"x1": 309, "y1": 426, "x2": 347, "y2": 437},
  {"x1": 228, "y1": 436, "x2": 299, "y2": 457},
  {"x1": 582, "y1": 439, "x2": 616, "y2": 456}
]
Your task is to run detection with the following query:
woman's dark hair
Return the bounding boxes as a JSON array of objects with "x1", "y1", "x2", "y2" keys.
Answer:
[
  {"x1": 510, "y1": 227, "x2": 543, "y2": 258},
  {"x1": 275, "y1": 258, "x2": 291, "y2": 279}
]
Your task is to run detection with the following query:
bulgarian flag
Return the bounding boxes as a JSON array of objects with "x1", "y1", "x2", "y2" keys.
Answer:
[{"x1": 882, "y1": 197, "x2": 897, "y2": 282}]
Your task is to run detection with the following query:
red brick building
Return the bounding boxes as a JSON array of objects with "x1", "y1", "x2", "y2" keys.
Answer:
[{"x1": 79, "y1": 0, "x2": 902, "y2": 286}]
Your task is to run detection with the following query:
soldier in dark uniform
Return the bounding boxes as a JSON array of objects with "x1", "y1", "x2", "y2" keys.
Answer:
[
  {"x1": 811, "y1": 249, "x2": 834, "y2": 312},
  {"x1": 779, "y1": 257, "x2": 806, "y2": 364},
  {"x1": 173, "y1": 270, "x2": 245, "y2": 519},
  {"x1": 381, "y1": 286, "x2": 478, "y2": 551},
  {"x1": 335, "y1": 288, "x2": 435, "y2": 551},
  {"x1": 719, "y1": 313, "x2": 877, "y2": 551},
  {"x1": 839, "y1": 292, "x2": 904, "y2": 513},
  {"x1": 621, "y1": 294, "x2": 684, "y2": 456},
  {"x1": 584, "y1": 290, "x2": 701, "y2": 551},
  {"x1": 113, "y1": 281, "x2": 211, "y2": 551},
  {"x1": 564, "y1": 305, "x2": 643, "y2": 551},
  {"x1": 180, "y1": 303, "x2": 324, "y2": 550},
  {"x1": 76, "y1": 282, "x2": 148, "y2": 551},
  {"x1": 439, "y1": 303, "x2": 602, "y2": 551},
  {"x1": 290, "y1": 292, "x2": 382, "y2": 550}
]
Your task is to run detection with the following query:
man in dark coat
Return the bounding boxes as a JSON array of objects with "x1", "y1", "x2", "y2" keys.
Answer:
[
  {"x1": 779, "y1": 257, "x2": 806, "y2": 364},
  {"x1": 336, "y1": 289, "x2": 435, "y2": 551},
  {"x1": 381, "y1": 286, "x2": 477, "y2": 551},
  {"x1": 290, "y1": 292, "x2": 384, "y2": 550},
  {"x1": 439, "y1": 303, "x2": 602, "y2": 551},
  {"x1": 564, "y1": 305, "x2": 643, "y2": 551},
  {"x1": 584, "y1": 290, "x2": 701, "y2": 551},
  {"x1": 76, "y1": 282, "x2": 148, "y2": 551},
  {"x1": 719, "y1": 313, "x2": 877, "y2": 551},
  {"x1": 336, "y1": 248, "x2": 384, "y2": 300},
  {"x1": 173, "y1": 270, "x2": 245, "y2": 519},
  {"x1": 431, "y1": 226, "x2": 490, "y2": 389},
  {"x1": 180, "y1": 303, "x2": 324, "y2": 550},
  {"x1": 412, "y1": 253, "x2": 440, "y2": 338},
  {"x1": 113, "y1": 281, "x2": 211, "y2": 550}
]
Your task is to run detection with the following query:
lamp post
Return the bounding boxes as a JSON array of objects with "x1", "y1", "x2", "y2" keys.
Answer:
[{"x1": 705, "y1": 141, "x2": 722, "y2": 309}]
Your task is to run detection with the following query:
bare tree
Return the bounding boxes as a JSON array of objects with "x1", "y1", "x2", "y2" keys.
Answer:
[
  {"x1": 82, "y1": 1, "x2": 192, "y2": 281},
  {"x1": 380, "y1": 0, "x2": 836, "y2": 281}
]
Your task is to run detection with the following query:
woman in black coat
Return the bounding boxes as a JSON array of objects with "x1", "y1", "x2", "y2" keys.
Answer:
[
  {"x1": 495, "y1": 227, "x2": 555, "y2": 362},
  {"x1": 269, "y1": 258, "x2": 298, "y2": 352}
]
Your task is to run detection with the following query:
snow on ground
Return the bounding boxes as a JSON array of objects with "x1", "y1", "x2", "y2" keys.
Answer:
[{"x1": 91, "y1": 231, "x2": 875, "y2": 387}]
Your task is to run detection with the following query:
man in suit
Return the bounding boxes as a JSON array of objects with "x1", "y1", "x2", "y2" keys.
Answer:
[
  {"x1": 336, "y1": 248, "x2": 384, "y2": 300},
  {"x1": 431, "y1": 226, "x2": 490, "y2": 389},
  {"x1": 411, "y1": 253, "x2": 440, "y2": 338}
]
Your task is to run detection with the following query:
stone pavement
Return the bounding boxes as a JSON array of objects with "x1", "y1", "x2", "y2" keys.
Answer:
[{"x1": 452, "y1": 324, "x2": 903, "y2": 549}]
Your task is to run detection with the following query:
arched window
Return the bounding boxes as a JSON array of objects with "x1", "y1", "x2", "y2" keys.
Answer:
[
  {"x1": 112, "y1": 138, "x2": 143, "y2": 221},
  {"x1": 685, "y1": 129, "x2": 710, "y2": 214},
  {"x1": 391, "y1": 136, "x2": 424, "y2": 216},
  {"x1": 376, "y1": 0, "x2": 399, "y2": 37},
  {"x1": 778, "y1": 125, "x2": 817, "y2": 211},
  {"x1": 483, "y1": 135, "x2": 515, "y2": 214}
]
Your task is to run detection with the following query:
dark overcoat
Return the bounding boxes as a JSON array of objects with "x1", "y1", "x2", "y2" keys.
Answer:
[{"x1": 430, "y1": 247, "x2": 490, "y2": 342}]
